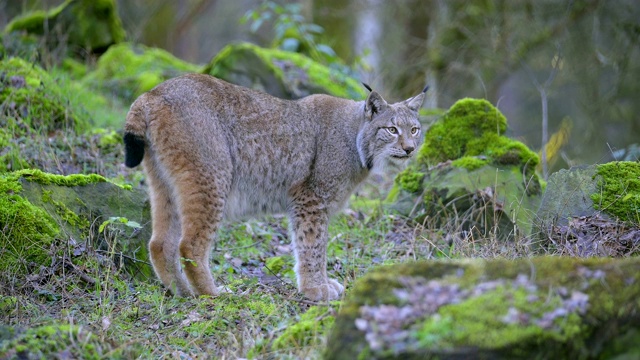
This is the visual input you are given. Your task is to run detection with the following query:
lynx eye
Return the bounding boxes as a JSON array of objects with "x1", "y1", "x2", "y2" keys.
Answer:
[
  {"x1": 386, "y1": 127, "x2": 398, "y2": 135},
  {"x1": 411, "y1": 127, "x2": 419, "y2": 135}
]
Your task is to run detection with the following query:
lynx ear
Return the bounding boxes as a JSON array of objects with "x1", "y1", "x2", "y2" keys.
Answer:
[
  {"x1": 405, "y1": 85, "x2": 429, "y2": 112},
  {"x1": 365, "y1": 91, "x2": 388, "y2": 120}
]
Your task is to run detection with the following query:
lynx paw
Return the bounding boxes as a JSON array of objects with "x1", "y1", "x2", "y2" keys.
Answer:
[{"x1": 302, "y1": 278, "x2": 344, "y2": 301}]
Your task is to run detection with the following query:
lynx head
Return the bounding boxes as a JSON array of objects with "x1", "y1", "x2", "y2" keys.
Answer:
[{"x1": 357, "y1": 85, "x2": 428, "y2": 170}]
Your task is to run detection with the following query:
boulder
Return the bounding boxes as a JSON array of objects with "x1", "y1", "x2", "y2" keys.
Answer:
[
  {"x1": 326, "y1": 257, "x2": 640, "y2": 359},
  {"x1": 203, "y1": 42, "x2": 367, "y2": 100},
  {"x1": 387, "y1": 98, "x2": 542, "y2": 239},
  {"x1": 0, "y1": 170, "x2": 152, "y2": 284},
  {"x1": 85, "y1": 42, "x2": 202, "y2": 103},
  {"x1": 535, "y1": 162, "x2": 640, "y2": 256},
  {"x1": 4, "y1": 0, "x2": 125, "y2": 55}
]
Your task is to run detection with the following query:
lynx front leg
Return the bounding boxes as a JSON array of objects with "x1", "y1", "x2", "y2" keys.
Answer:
[{"x1": 289, "y1": 196, "x2": 344, "y2": 301}]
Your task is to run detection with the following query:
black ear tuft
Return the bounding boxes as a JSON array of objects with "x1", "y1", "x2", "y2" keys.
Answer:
[
  {"x1": 362, "y1": 82, "x2": 373, "y2": 92},
  {"x1": 422, "y1": 85, "x2": 429, "y2": 94}
]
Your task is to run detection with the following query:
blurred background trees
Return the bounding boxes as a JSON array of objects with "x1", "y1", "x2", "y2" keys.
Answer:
[{"x1": 2, "y1": 0, "x2": 639, "y2": 173}]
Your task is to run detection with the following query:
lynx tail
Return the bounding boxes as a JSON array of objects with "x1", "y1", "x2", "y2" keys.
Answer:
[{"x1": 123, "y1": 96, "x2": 148, "y2": 168}]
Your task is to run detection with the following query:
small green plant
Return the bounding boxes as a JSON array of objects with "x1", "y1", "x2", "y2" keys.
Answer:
[
  {"x1": 181, "y1": 257, "x2": 198, "y2": 268},
  {"x1": 97, "y1": 216, "x2": 141, "y2": 233},
  {"x1": 241, "y1": 2, "x2": 333, "y2": 60},
  {"x1": 241, "y1": 1, "x2": 364, "y2": 77}
]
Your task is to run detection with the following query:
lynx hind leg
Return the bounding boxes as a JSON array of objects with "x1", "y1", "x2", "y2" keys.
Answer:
[
  {"x1": 289, "y1": 192, "x2": 344, "y2": 301},
  {"x1": 172, "y1": 161, "x2": 229, "y2": 297},
  {"x1": 145, "y1": 155, "x2": 193, "y2": 297}
]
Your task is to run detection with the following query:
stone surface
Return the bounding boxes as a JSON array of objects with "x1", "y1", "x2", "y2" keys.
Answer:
[
  {"x1": 203, "y1": 42, "x2": 367, "y2": 100},
  {"x1": 4, "y1": 0, "x2": 125, "y2": 55},
  {"x1": 326, "y1": 257, "x2": 640, "y2": 359},
  {"x1": 0, "y1": 170, "x2": 152, "y2": 281},
  {"x1": 536, "y1": 165, "x2": 600, "y2": 229}
]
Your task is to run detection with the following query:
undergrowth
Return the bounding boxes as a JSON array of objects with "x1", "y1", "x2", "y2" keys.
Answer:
[{"x1": 0, "y1": 176, "x2": 542, "y2": 358}]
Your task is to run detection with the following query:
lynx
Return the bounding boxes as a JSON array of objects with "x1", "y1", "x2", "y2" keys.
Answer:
[{"x1": 123, "y1": 73, "x2": 427, "y2": 300}]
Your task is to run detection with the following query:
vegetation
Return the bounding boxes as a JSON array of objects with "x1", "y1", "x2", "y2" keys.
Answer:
[{"x1": 591, "y1": 161, "x2": 640, "y2": 223}]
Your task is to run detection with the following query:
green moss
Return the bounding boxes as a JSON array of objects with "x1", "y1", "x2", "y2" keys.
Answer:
[
  {"x1": 0, "y1": 127, "x2": 29, "y2": 172},
  {"x1": 272, "y1": 305, "x2": 336, "y2": 350},
  {"x1": 0, "y1": 324, "x2": 128, "y2": 359},
  {"x1": 5, "y1": 0, "x2": 125, "y2": 53},
  {"x1": 0, "y1": 171, "x2": 59, "y2": 275},
  {"x1": 206, "y1": 42, "x2": 367, "y2": 100},
  {"x1": 418, "y1": 285, "x2": 582, "y2": 350},
  {"x1": 396, "y1": 166, "x2": 425, "y2": 193},
  {"x1": 265, "y1": 256, "x2": 286, "y2": 274},
  {"x1": 17, "y1": 168, "x2": 106, "y2": 187},
  {"x1": 451, "y1": 156, "x2": 489, "y2": 171},
  {"x1": 91, "y1": 128, "x2": 123, "y2": 150},
  {"x1": 86, "y1": 42, "x2": 201, "y2": 102},
  {"x1": 61, "y1": 58, "x2": 88, "y2": 78},
  {"x1": 591, "y1": 161, "x2": 640, "y2": 223},
  {"x1": 417, "y1": 98, "x2": 538, "y2": 172},
  {"x1": 0, "y1": 57, "x2": 90, "y2": 132}
]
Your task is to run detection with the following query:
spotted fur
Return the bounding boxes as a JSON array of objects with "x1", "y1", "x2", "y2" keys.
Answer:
[{"x1": 124, "y1": 74, "x2": 426, "y2": 300}]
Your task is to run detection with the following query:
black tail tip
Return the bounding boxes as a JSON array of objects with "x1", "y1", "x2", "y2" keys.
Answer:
[{"x1": 124, "y1": 132, "x2": 145, "y2": 168}]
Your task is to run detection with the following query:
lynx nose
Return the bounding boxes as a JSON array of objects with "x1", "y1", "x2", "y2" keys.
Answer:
[{"x1": 404, "y1": 145, "x2": 415, "y2": 155}]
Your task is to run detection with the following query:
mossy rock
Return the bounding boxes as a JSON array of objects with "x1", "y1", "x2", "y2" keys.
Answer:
[
  {"x1": 203, "y1": 42, "x2": 367, "y2": 100},
  {"x1": 4, "y1": 0, "x2": 125, "y2": 55},
  {"x1": 326, "y1": 257, "x2": 640, "y2": 359},
  {"x1": 85, "y1": 42, "x2": 202, "y2": 103},
  {"x1": 534, "y1": 162, "x2": 640, "y2": 251},
  {"x1": 0, "y1": 170, "x2": 152, "y2": 283},
  {"x1": 387, "y1": 99, "x2": 542, "y2": 239},
  {"x1": 417, "y1": 98, "x2": 538, "y2": 171},
  {"x1": 390, "y1": 162, "x2": 541, "y2": 239}
]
